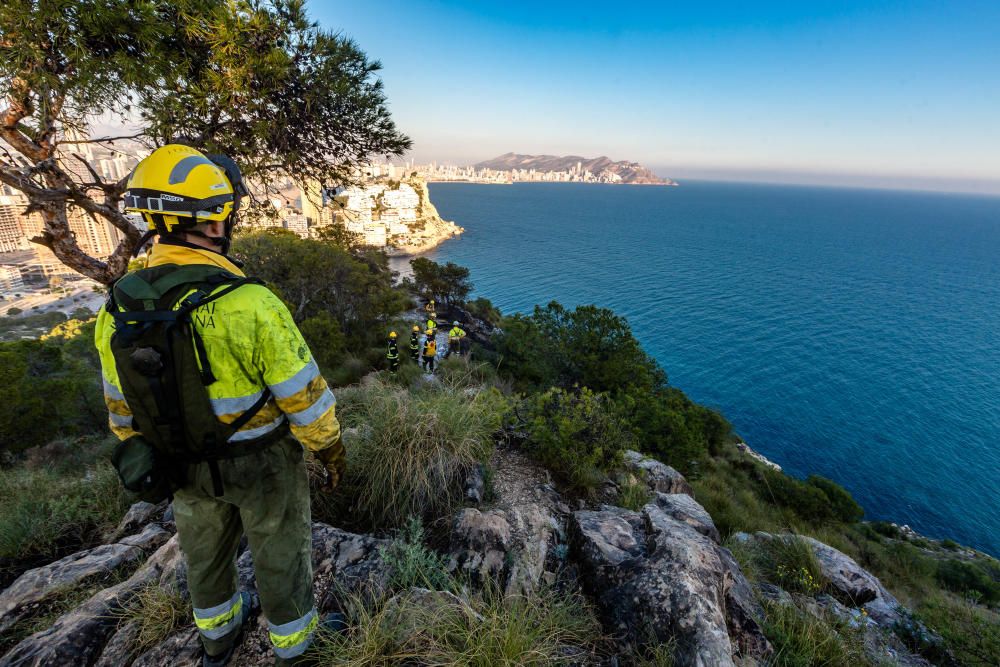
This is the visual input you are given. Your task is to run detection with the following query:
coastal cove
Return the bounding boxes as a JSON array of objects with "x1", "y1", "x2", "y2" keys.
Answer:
[{"x1": 405, "y1": 180, "x2": 1000, "y2": 556}]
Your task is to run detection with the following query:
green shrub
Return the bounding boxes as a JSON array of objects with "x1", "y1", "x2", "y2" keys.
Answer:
[
  {"x1": 0, "y1": 322, "x2": 105, "y2": 454},
  {"x1": 327, "y1": 356, "x2": 367, "y2": 387},
  {"x1": 521, "y1": 386, "x2": 633, "y2": 494},
  {"x1": 806, "y1": 476, "x2": 864, "y2": 523},
  {"x1": 298, "y1": 312, "x2": 347, "y2": 373},
  {"x1": 465, "y1": 297, "x2": 501, "y2": 326},
  {"x1": 912, "y1": 592, "x2": 1000, "y2": 666},
  {"x1": 308, "y1": 584, "x2": 602, "y2": 666},
  {"x1": 380, "y1": 517, "x2": 454, "y2": 592},
  {"x1": 494, "y1": 301, "x2": 664, "y2": 395},
  {"x1": 331, "y1": 378, "x2": 506, "y2": 530},
  {"x1": 0, "y1": 454, "x2": 129, "y2": 581},
  {"x1": 436, "y1": 356, "x2": 498, "y2": 391},
  {"x1": 935, "y1": 559, "x2": 1000, "y2": 606}
]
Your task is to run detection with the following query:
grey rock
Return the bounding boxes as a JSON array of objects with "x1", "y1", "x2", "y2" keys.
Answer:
[
  {"x1": 1, "y1": 536, "x2": 182, "y2": 667},
  {"x1": 448, "y1": 508, "x2": 512, "y2": 582},
  {"x1": 464, "y1": 464, "x2": 486, "y2": 504},
  {"x1": 130, "y1": 627, "x2": 200, "y2": 667},
  {"x1": 448, "y1": 486, "x2": 563, "y2": 596},
  {"x1": 93, "y1": 622, "x2": 142, "y2": 667},
  {"x1": 572, "y1": 503, "x2": 739, "y2": 667},
  {"x1": 623, "y1": 450, "x2": 694, "y2": 496},
  {"x1": 757, "y1": 582, "x2": 793, "y2": 606},
  {"x1": 0, "y1": 525, "x2": 168, "y2": 635},
  {"x1": 310, "y1": 523, "x2": 391, "y2": 611},
  {"x1": 800, "y1": 536, "x2": 904, "y2": 627},
  {"x1": 650, "y1": 493, "x2": 721, "y2": 544},
  {"x1": 105, "y1": 501, "x2": 165, "y2": 543},
  {"x1": 719, "y1": 548, "x2": 772, "y2": 662},
  {"x1": 118, "y1": 523, "x2": 171, "y2": 551}
]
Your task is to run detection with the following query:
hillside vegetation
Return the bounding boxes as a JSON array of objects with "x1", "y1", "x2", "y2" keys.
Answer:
[{"x1": 0, "y1": 234, "x2": 997, "y2": 666}]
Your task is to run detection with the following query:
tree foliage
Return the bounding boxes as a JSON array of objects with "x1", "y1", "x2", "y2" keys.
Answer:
[
  {"x1": 0, "y1": 0, "x2": 410, "y2": 283},
  {"x1": 409, "y1": 257, "x2": 473, "y2": 308},
  {"x1": 0, "y1": 320, "x2": 104, "y2": 453}
]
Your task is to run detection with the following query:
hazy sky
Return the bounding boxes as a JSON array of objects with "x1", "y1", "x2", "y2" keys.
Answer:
[{"x1": 315, "y1": 1, "x2": 1000, "y2": 193}]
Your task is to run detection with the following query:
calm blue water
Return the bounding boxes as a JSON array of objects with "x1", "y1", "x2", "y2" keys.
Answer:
[{"x1": 414, "y1": 181, "x2": 1000, "y2": 555}]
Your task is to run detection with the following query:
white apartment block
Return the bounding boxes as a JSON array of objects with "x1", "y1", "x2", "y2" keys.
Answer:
[
  {"x1": 0, "y1": 265, "x2": 24, "y2": 294},
  {"x1": 362, "y1": 222, "x2": 387, "y2": 247},
  {"x1": 283, "y1": 213, "x2": 309, "y2": 238}
]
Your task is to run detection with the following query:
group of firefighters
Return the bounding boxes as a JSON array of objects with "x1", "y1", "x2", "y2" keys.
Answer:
[{"x1": 385, "y1": 299, "x2": 467, "y2": 373}]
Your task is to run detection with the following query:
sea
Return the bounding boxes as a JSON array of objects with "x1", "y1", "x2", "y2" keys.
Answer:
[{"x1": 405, "y1": 180, "x2": 1000, "y2": 556}]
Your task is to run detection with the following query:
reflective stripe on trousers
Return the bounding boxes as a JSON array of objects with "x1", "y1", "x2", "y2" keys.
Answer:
[
  {"x1": 193, "y1": 592, "x2": 243, "y2": 640},
  {"x1": 269, "y1": 607, "x2": 319, "y2": 659}
]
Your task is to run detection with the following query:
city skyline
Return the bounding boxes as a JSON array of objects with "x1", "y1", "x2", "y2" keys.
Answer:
[{"x1": 315, "y1": 1, "x2": 1000, "y2": 195}]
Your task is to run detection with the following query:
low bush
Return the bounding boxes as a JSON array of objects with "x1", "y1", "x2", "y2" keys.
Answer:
[
  {"x1": 436, "y1": 356, "x2": 499, "y2": 391},
  {"x1": 805, "y1": 476, "x2": 864, "y2": 523},
  {"x1": 380, "y1": 518, "x2": 453, "y2": 592},
  {"x1": 308, "y1": 584, "x2": 602, "y2": 666},
  {"x1": 331, "y1": 378, "x2": 506, "y2": 530},
  {"x1": 935, "y1": 559, "x2": 1000, "y2": 606},
  {"x1": 520, "y1": 386, "x2": 633, "y2": 494},
  {"x1": 0, "y1": 447, "x2": 129, "y2": 584},
  {"x1": 464, "y1": 296, "x2": 501, "y2": 327},
  {"x1": 911, "y1": 592, "x2": 1000, "y2": 666}
]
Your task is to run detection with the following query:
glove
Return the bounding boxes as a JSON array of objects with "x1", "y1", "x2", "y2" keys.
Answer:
[{"x1": 315, "y1": 437, "x2": 347, "y2": 493}]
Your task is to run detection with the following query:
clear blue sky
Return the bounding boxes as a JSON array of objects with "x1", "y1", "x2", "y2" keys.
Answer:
[{"x1": 317, "y1": 1, "x2": 1000, "y2": 193}]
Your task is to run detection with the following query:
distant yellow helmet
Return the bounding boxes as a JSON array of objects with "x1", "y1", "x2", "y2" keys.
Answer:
[
  {"x1": 412, "y1": 325, "x2": 420, "y2": 332},
  {"x1": 425, "y1": 329, "x2": 434, "y2": 336},
  {"x1": 124, "y1": 144, "x2": 243, "y2": 232},
  {"x1": 389, "y1": 331, "x2": 397, "y2": 339}
]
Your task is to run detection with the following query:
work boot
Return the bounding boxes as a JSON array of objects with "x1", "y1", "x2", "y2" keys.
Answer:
[{"x1": 202, "y1": 591, "x2": 254, "y2": 667}]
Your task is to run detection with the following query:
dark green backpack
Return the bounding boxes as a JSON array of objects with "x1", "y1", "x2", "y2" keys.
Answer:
[{"x1": 107, "y1": 264, "x2": 278, "y2": 501}]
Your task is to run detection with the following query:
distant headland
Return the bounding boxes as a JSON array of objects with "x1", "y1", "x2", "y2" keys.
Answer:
[{"x1": 418, "y1": 152, "x2": 678, "y2": 186}]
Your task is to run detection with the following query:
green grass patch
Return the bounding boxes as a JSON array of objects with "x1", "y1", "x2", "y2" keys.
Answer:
[
  {"x1": 324, "y1": 378, "x2": 507, "y2": 531},
  {"x1": 617, "y1": 476, "x2": 654, "y2": 511},
  {"x1": 307, "y1": 584, "x2": 602, "y2": 666},
  {"x1": 762, "y1": 600, "x2": 874, "y2": 667},
  {"x1": 911, "y1": 592, "x2": 1000, "y2": 667},
  {"x1": 115, "y1": 583, "x2": 193, "y2": 653},
  {"x1": 0, "y1": 439, "x2": 129, "y2": 584}
]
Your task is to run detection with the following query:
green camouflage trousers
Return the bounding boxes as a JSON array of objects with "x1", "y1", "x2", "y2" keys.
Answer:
[{"x1": 172, "y1": 437, "x2": 316, "y2": 664}]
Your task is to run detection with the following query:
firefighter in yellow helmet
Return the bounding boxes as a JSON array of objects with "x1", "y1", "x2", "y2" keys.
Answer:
[
  {"x1": 386, "y1": 331, "x2": 400, "y2": 373},
  {"x1": 446, "y1": 321, "x2": 467, "y2": 358},
  {"x1": 409, "y1": 325, "x2": 421, "y2": 362},
  {"x1": 95, "y1": 145, "x2": 343, "y2": 666},
  {"x1": 421, "y1": 328, "x2": 438, "y2": 373}
]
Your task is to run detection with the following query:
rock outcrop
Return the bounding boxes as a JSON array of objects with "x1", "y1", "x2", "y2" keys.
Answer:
[
  {"x1": 0, "y1": 536, "x2": 182, "y2": 667},
  {"x1": 622, "y1": 450, "x2": 694, "y2": 496},
  {"x1": 0, "y1": 524, "x2": 169, "y2": 635},
  {"x1": 448, "y1": 447, "x2": 565, "y2": 595},
  {"x1": 570, "y1": 496, "x2": 772, "y2": 667}
]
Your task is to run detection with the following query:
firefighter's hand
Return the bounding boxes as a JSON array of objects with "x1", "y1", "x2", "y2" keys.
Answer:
[{"x1": 315, "y1": 439, "x2": 347, "y2": 493}]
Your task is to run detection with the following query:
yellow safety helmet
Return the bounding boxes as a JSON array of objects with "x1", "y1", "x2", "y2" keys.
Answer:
[
  {"x1": 389, "y1": 331, "x2": 397, "y2": 339},
  {"x1": 425, "y1": 329, "x2": 434, "y2": 336},
  {"x1": 124, "y1": 144, "x2": 246, "y2": 234},
  {"x1": 412, "y1": 325, "x2": 420, "y2": 332}
]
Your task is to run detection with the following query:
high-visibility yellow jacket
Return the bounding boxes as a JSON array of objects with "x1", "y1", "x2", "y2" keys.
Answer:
[
  {"x1": 448, "y1": 326, "x2": 466, "y2": 341},
  {"x1": 94, "y1": 243, "x2": 342, "y2": 456}
]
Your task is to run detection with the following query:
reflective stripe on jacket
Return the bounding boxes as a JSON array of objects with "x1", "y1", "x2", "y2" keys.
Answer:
[
  {"x1": 448, "y1": 326, "x2": 466, "y2": 340},
  {"x1": 95, "y1": 243, "x2": 342, "y2": 454}
]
